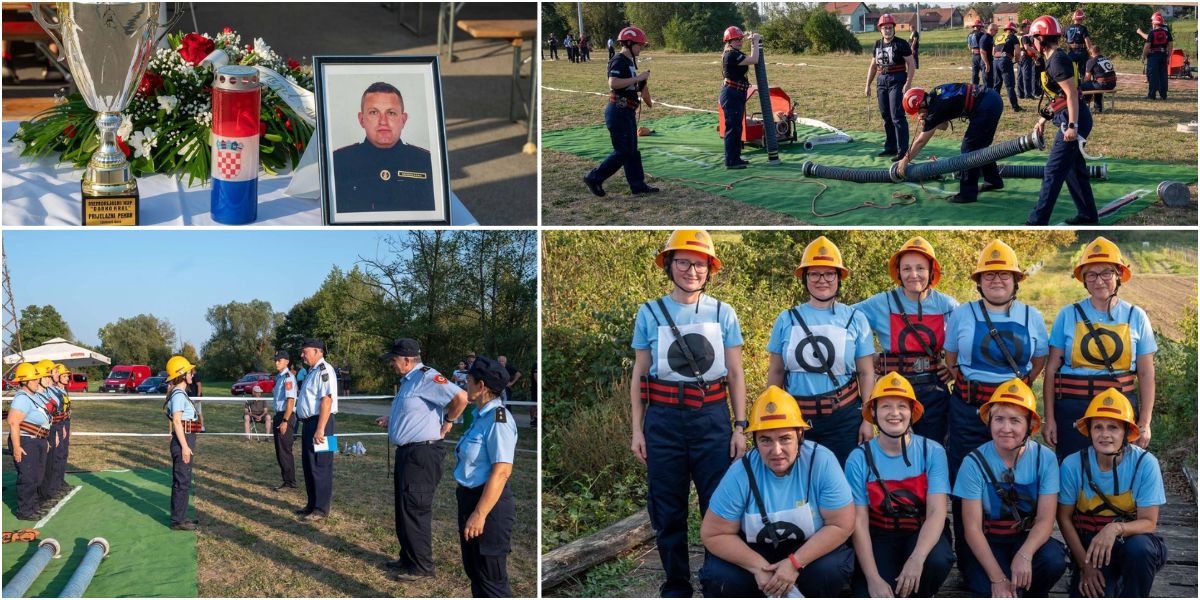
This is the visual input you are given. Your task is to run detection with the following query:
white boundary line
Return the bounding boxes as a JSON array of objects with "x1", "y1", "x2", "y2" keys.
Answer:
[
  {"x1": 34, "y1": 484, "x2": 81, "y2": 528},
  {"x1": 34, "y1": 431, "x2": 536, "y2": 454}
]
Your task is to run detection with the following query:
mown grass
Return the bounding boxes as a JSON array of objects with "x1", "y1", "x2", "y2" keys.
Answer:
[
  {"x1": 541, "y1": 49, "x2": 1197, "y2": 225},
  {"x1": 3, "y1": 399, "x2": 537, "y2": 597}
]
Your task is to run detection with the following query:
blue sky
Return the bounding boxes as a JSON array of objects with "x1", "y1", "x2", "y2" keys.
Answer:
[{"x1": 3, "y1": 230, "x2": 412, "y2": 349}]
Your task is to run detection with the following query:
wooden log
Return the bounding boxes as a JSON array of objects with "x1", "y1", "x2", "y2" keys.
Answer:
[{"x1": 541, "y1": 509, "x2": 654, "y2": 590}]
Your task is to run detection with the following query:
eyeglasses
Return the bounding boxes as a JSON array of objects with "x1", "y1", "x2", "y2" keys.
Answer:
[
  {"x1": 806, "y1": 271, "x2": 838, "y2": 282},
  {"x1": 672, "y1": 259, "x2": 709, "y2": 274},
  {"x1": 980, "y1": 272, "x2": 1014, "y2": 282},
  {"x1": 1083, "y1": 270, "x2": 1119, "y2": 282}
]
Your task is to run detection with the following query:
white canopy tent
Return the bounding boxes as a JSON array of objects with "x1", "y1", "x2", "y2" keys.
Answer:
[{"x1": 3, "y1": 337, "x2": 111, "y2": 369}]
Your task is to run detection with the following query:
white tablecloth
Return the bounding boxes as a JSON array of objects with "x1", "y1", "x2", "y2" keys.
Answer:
[{"x1": 1, "y1": 121, "x2": 475, "y2": 226}]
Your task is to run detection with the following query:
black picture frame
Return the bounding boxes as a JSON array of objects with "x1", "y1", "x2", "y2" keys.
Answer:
[{"x1": 313, "y1": 55, "x2": 451, "y2": 225}]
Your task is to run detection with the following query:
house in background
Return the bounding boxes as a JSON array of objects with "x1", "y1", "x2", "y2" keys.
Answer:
[
  {"x1": 885, "y1": 12, "x2": 922, "y2": 32},
  {"x1": 962, "y1": 6, "x2": 983, "y2": 27},
  {"x1": 824, "y1": 2, "x2": 871, "y2": 33},
  {"x1": 920, "y1": 7, "x2": 962, "y2": 30},
  {"x1": 993, "y1": 3, "x2": 1021, "y2": 26}
]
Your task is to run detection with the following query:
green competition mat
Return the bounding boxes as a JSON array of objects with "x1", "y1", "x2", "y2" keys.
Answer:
[
  {"x1": 544, "y1": 113, "x2": 1196, "y2": 225},
  {"x1": 3, "y1": 469, "x2": 197, "y2": 597}
]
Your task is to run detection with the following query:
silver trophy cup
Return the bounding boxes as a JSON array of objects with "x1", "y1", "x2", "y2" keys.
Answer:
[{"x1": 33, "y1": 2, "x2": 180, "y2": 224}]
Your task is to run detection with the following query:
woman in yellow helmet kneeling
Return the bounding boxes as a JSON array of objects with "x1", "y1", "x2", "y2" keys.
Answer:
[
  {"x1": 1056, "y1": 389, "x2": 1167, "y2": 597},
  {"x1": 698, "y1": 386, "x2": 855, "y2": 597}
]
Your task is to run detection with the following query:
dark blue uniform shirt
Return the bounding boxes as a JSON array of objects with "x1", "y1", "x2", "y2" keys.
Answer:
[
  {"x1": 921, "y1": 83, "x2": 977, "y2": 131},
  {"x1": 333, "y1": 139, "x2": 434, "y2": 213},
  {"x1": 722, "y1": 49, "x2": 749, "y2": 83},
  {"x1": 608, "y1": 53, "x2": 640, "y2": 102}
]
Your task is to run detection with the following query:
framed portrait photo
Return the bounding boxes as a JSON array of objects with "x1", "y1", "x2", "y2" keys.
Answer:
[{"x1": 314, "y1": 55, "x2": 451, "y2": 225}]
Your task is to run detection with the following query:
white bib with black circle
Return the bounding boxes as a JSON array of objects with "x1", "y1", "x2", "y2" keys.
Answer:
[
  {"x1": 785, "y1": 324, "x2": 847, "y2": 376},
  {"x1": 655, "y1": 322, "x2": 725, "y2": 382}
]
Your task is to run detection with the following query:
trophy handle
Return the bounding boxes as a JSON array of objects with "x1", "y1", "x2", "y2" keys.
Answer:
[
  {"x1": 30, "y1": 3, "x2": 65, "y2": 62},
  {"x1": 156, "y1": 2, "x2": 185, "y2": 45}
]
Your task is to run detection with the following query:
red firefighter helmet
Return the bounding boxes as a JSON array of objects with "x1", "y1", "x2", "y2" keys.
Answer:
[
  {"x1": 1151, "y1": 12, "x2": 1165, "y2": 25},
  {"x1": 878, "y1": 14, "x2": 896, "y2": 28},
  {"x1": 1005, "y1": 22, "x2": 1017, "y2": 31},
  {"x1": 1030, "y1": 15, "x2": 1063, "y2": 37},
  {"x1": 1021, "y1": 18, "x2": 1031, "y2": 26},
  {"x1": 617, "y1": 27, "x2": 647, "y2": 45},
  {"x1": 902, "y1": 87, "x2": 926, "y2": 116},
  {"x1": 973, "y1": 19, "x2": 984, "y2": 28},
  {"x1": 723, "y1": 26, "x2": 744, "y2": 42},
  {"x1": 1073, "y1": 9, "x2": 1085, "y2": 22}
]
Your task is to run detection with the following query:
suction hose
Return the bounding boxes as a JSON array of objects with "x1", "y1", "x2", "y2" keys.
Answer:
[
  {"x1": 945, "y1": 163, "x2": 1108, "y2": 180},
  {"x1": 801, "y1": 160, "x2": 895, "y2": 183},
  {"x1": 2, "y1": 538, "x2": 60, "y2": 598},
  {"x1": 802, "y1": 130, "x2": 1045, "y2": 184},
  {"x1": 57, "y1": 537, "x2": 109, "y2": 598}
]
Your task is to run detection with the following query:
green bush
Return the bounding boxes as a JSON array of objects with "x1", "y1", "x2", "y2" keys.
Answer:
[
  {"x1": 1149, "y1": 305, "x2": 1198, "y2": 469},
  {"x1": 662, "y1": 14, "x2": 708, "y2": 53},
  {"x1": 759, "y1": 8, "x2": 811, "y2": 54},
  {"x1": 803, "y1": 9, "x2": 862, "y2": 54}
]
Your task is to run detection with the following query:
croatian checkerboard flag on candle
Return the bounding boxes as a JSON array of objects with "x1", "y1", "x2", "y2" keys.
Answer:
[{"x1": 211, "y1": 65, "x2": 261, "y2": 224}]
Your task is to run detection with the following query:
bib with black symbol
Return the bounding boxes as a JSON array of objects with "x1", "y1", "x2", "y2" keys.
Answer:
[
  {"x1": 970, "y1": 316, "x2": 1031, "y2": 376},
  {"x1": 1071, "y1": 321, "x2": 1132, "y2": 371},
  {"x1": 785, "y1": 324, "x2": 847, "y2": 376},
  {"x1": 742, "y1": 501, "x2": 817, "y2": 545},
  {"x1": 888, "y1": 312, "x2": 945, "y2": 354},
  {"x1": 655, "y1": 322, "x2": 725, "y2": 382}
]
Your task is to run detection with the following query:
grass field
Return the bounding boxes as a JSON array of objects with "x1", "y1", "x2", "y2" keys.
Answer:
[
  {"x1": 541, "y1": 48, "x2": 1198, "y2": 225},
  {"x1": 2, "y1": 399, "x2": 537, "y2": 597}
]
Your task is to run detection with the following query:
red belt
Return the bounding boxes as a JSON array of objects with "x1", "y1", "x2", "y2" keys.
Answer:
[
  {"x1": 869, "y1": 512, "x2": 924, "y2": 533},
  {"x1": 723, "y1": 78, "x2": 749, "y2": 92},
  {"x1": 608, "y1": 93, "x2": 640, "y2": 109},
  {"x1": 1054, "y1": 372, "x2": 1135, "y2": 401},
  {"x1": 793, "y1": 378, "x2": 859, "y2": 418},
  {"x1": 51, "y1": 412, "x2": 69, "y2": 423},
  {"x1": 963, "y1": 84, "x2": 979, "y2": 114},
  {"x1": 18, "y1": 422, "x2": 49, "y2": 438},
  {"x1": 179, "y1": 420, "x2": 203, "y2": 433},
  {"x1": 1072, "y1": 513, "x2": 1131, "y2": 534},
  {"x1": 954, "y1": 375, "x2": 1027, "y2": 407},
  {"x1": 1149, "y1": 47, "x2": 1167, "y2": 53},
  {"x1": 970, "y1": 49, "x2": 981, "y2": 55},
  {"x1": 983, "y1": 517, "x2": 1032, "y2": 536},
  {"x1": 879, "y1": 65, "x2": 906, "y2": 74},
  {"x1": 1094, "y1": 75, "x2": 1117, "y2": 84},
  {"x1": 993, "y1": 52, "x2": 1007, "y2": 58},
  {"x1": 877, "y1": 351, "x2": 942, "y2": 377},
  {"x1": 641, "y1": 376, "x2": 729, "y2": 408}
]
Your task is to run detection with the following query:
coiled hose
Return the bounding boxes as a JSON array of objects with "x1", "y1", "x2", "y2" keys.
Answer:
[{"x1": 801, "y1": 131, "x2": 1045, "y2": 184}]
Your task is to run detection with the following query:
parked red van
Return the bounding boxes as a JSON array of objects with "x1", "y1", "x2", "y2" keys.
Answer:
[{"x1": 99, "y1": 365, "x2": 152, "y2": 392}]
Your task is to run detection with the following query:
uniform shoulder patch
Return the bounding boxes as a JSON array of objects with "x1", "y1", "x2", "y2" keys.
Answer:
[
  {"x1": 433, "y1": 374, "x2": 449, "y2": 384},
  {"x1": 321, "y1": 373, "x2": 329, "y2": 382},
  {"x1": 420, "y1": 366, "x2": 431, "y2": 372},
  {"x1": 495, "y1": 407, "x2": 507, "y2": 423},
  {"x1": 316, "y1": 363, "x2": 327, "y2": 371},
  {"x1": 409, "y1": 145, "x2": 431, "y2": 154},
  {"x1": 285, "y1": 381, "x2": 294, "y2": 390}
]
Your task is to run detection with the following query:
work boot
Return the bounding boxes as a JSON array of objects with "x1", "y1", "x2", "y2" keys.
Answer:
[
  {"x1": 272, "y1": 483, "x2": 297, "y2": 491},
  {"x1": 948, "y1": 194, "x2": 978, "y2": 204},
  {"x1": 726, "y1": 162, "x2": 748, "y2": 170},
  {"x1": 171, "y1": 521, "x2": 197, "y2": 531},
  {"x1": 631, "y1": 185, "x2": 660, "y2": 195},
  {"x1": 394, "y1": 571, "x2": 434, "y2": 582},
  {"x1": 293, "y1": 507, "x2": 313, "y2": 516},
  {"x1": 1011, "y1": 106, "x2": 1024, "y2": 112},
  {"x1": 1065, "y1": 215, "x2": 1100, "y2": 225},
  {"x1": 891, "y1": 153, "x2": 906, "y2": 163},
  {"x1": 301, "y1": 510, "x2": 327, "y2": 522},
  {"x1": 582, "y1": 175, "x2": 606, "y2": 197},
  {"x1": 980, "y1": 182, "x2": 1005, "y2": 192},
  {"x1": 877, "y1": 149, "x2": 898, "y2": 157}
]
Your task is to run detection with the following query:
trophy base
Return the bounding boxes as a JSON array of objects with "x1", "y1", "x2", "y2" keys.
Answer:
[{"x1": 81, "y1": 184, "x2": 140, "y2": 226}]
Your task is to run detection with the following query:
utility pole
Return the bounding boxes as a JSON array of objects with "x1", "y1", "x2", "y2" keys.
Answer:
[
  {"x1": 576, "y1": 1, "x2": 585, "y2": 39},
  {"x1": 2, "y1": 241, "x2": 24, "y2": 365}
]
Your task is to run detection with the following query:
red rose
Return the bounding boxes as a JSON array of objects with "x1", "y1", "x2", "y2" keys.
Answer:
[
  {"x1": 222, "y1": 26, "x2": 232, "y2": 34},
  {"x1": 63, "y1": 124, "x2": 76, "y2": 138},
  {"x1": 285, "y1": 119, "x2": 292, "y2": 131},
  {"x1": 293, "y1": 142, "x2": 303, "y2": 150},
  {"x1": 287, "y1": 58, "x2": 300, "y2": 70},
  {"x1": 177, "y1": 33, "x2": 215, "y2": 65},
  {"x1": 138, "y1": 71, "x2": 163, "y2": 95},
  {"x1": 116, "y1": 136, "x2": 131, "y2": 158},
  {"x1": 259, "y1": 122, "x2": 267, "y2": 137}
]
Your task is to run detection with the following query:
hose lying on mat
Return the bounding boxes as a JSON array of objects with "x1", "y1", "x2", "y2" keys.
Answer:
[
  {"x1": 2, "y1": 538, "x2": 60, "y2": 598},
  {"x1": 951, "y1": 163, "x2": 1108, "y2": 180},
  {"x1": 801, "y1": 130, "x2": 1045, "y2": 184}
]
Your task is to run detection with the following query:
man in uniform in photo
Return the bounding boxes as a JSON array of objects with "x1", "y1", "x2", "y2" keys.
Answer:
[{"x1": 333, "y1": 82, "x2": 435, "y2": 213}]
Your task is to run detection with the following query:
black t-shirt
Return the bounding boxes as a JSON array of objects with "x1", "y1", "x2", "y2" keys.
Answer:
[
  {"x1": 979, "y1": 33, "x2": 994, "y2": 57},
  {"x1": 505, "y1": 365, "x2": 520, "y2": 385},
  {"x1": 910, "y1": 32, "x2": 919, "y2": 55},
  {"x1": 1019, "y1": 35, "x2": 1036, "y2": 59},
  {"x1": 1148, "y1": 27, "x2": 1173, "y2": 51},
  {"x1": 1086, "y1": 55, "x2": 1115, "y2": 80},
  {"x1": 997, "y1": 32, "x2": 1018, "y2": 57},
  {"x1": 1039, "y1": 48, "x2": 1078, "y2": 97},
  {"x1": 608, "y1": 53, "x2": 640, "y2": 101},
  {"x1": 723, "y1": 49, "x2": 749, "y2": 83},
  {"x1": 1065, "y1": 24, "x2": 1090, "y2": 46},
  {"x1": 873, "y1": 37, "x2": 912, "y2": 69},
  {"x1": 922, "y1": 83, "x2": 975, "y2": 131}
]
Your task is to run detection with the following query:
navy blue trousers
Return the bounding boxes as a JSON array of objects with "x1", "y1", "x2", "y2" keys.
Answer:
[
  {"x1": 587, "y1": 102, "x2": 648, "y2": 192},
  {"x1": 1081, "y1": 80, "x2": 1116, "y2": 111},
  {"x1": 1028, "y1": 104, "x2": 1097, "y2": 225},
  {"x1": 644, "y1": 401, "x2": 732, "y2": 597},
  {"x1": 169, "y1": 431, "x2": 196, "y2": 525},
  {"x1": 947, "y1": 388, "x2": 994, "y2": 579},
  {"x1": 40, "y1": 418, "x2": 68, "y2": 498},
  {"x1": 1017, "y1": 58, "x2": 1036, "y2": 98},
  {"x1": 993, "y1": 57, "x2": 1020, "y2": 108},
  {"x1": 1147, "y1": 53, "x2": 1168, "y2": 99},
  {"x1": 699, "y1": 543, "x2": 855, "y2": 597},
  {"x1": 965, "y1": 534, "x2": 1068, "y2": 597},
  {"x1": 301, "y1": 414, "x2": 336, "y2": 515},
  {"x1": 1067, "y1": 532, "x2": 1166, "y2": 597},
  {"x1": 805, "y1": 399, "x2": 863, "y2": 467},
  {"x1": 910, "y1": 376, "x2": 952, "y2": 446},
  {"x1": 876, "y1": 71, "x2": 909, "y2": 154},
  {"x1": 1068, "y1": 48, "x2": 1089, "y2": 82},
  {"x1": 972, "y1": 54, "x2": 986, "y2": 86},
  {"x1": 720, "y1": 85, "x2": 747, "y2": 166},
  {"x1": 958, "y1": 90, "x2": 1004, "y2": 201},
  {"x1": 458, "y1": 483, "x2": 515, "y2": 597},
  {"x1": 11, "y1": 435, "x2": 48, "y2": 517},
  {"x1": 852, "y1": 529, "x2": 955, "y2": 598},
  {"x1": 273, "y1": 412, "x2": 297, "y2": 486},
  {"x1": 394, "y1": 442, "x2": 445, "y2": 576},
  {"x1": 1052, "y1": 391, "x2": 1139, "y2": 462}
]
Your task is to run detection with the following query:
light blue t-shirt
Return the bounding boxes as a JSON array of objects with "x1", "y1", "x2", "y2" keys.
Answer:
[
  {"x1": 296, "y1": 359, "x2": 338, "y2": 419},
  {"x1": 854, "y1": 288, "x2": 960, "y2": 354},
  {"x1": 10, "y1": 390, "x2": 51, "y2": 431},
  {"x1": 388, "y1": 363, "x2": 463, "y2": 446},
  {"x1": 1058, "y1": 446, "x2": 1165, "y2": 509},
  {"x1": 945, "y1": 300, "x2": 1049, "y2": 384},
  {"x1": 273, "y1": 369, "x2": 297, "y2": 413},
  {"x1": 844, "y1": 435, "x2": 951, "y2": 506},
  {"x1": 766, "y1": 303, "x2": 875, "y2": 397},
  {"x1": 953, "y1": 440, "x2": 1059, "y2": 521},
  {"x1": 166, "y1": 389, "x2": 198, "y2": 422},
  {"x1": 632, "y1": 294, "x2": 744, "y2": 380},
  {"x1": 709, "y1": 441, "x2": 852, "y2": 543},
  {"x1": 1049, "y1": 299, "x2": 1157, "y2": 376},
  {"x1": 455, "y1": 398, "x2": 518, "y2": 488}
]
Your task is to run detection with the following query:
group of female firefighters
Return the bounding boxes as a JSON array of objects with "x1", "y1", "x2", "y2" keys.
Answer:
[
  {"x1": 7, "y1": 360, "x2": 73, "y2": 521},
  {"x1": 630, "y1": 229, "x2": 1169, "y2": 598}
]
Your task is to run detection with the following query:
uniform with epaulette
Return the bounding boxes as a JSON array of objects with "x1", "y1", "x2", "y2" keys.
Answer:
[
  {"x1": 383, "y1": 337, "x2": 465, "y2": 580},
  {"x1": 333, "y1": 139, "x2": 434, "y2": 213},
  {"x1": 271, "y1": 350, "x2": 299, "y2": 490},
  {"x1": 7, "y1": 363, "x2": 53, "y2": 520},
  {"x1": 455, "y1": 356, "x2": 518, "y2": 597},
  {"x1": 296, "y1": 338, "x2": 338, "y2": 519}
]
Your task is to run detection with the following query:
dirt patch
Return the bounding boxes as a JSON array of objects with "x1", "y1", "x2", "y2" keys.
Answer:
[{"x1": 1120, "y1": 274, "x2": 1198, "y2": 340}]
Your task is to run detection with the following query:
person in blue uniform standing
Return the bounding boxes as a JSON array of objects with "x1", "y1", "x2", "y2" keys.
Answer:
[
  {"x1": 295, "y1": 338, "x2": 338, "y2": 521},
  {"x1": 844, "y1": 372, "x2": 954, "y2": 598},
  {"x1": 897, "y1": 81, "x2": 1004, "y2": 204},
  {"x1": 854, "y1": 237, "x2": 959, "y2": 446},
  {"x1": 1143, "y1": 12, "x2": 1173, "y2": 100},
  {"x1": 270, "y1": 350, "x2": 299, "y2": 491},
  {"x1": 992, "y1": 22, "x2": 1024, "y2": 112},
  {"x1": 631, "y1": 229, "x2": 748, "y2": 598},
  {"x1": 1057, "y1": 389, "x2": 1168, "y2": 598},
  {"x1": 1064, "y1": 10, "x2": 1094, "y2": 82},
  {"x1": 954, "y1": 379, "x2": 1068, "y2": 598},
  {"x1": 909, "y1": 30, "x2": 920, "y2": 70},
  {"x1": 865, "y1": 14, "x2": 915, "y2": 163},
  {"x1": 333, "y1": 82, "x2": 435, "y2": 213},
  {"x1": 1045, "y1": 237, "x2": 1157, "y2": 463},
  {"x1": 719, "y1": 25, "x2": 760, "y2": 170},
  {"x1": 768, "y1": 235, "x2": 876, "y2": 466},
  {"x1": 699, "y1": 385, "x2": 855, "y2": 597},
  {"x1": 6, "y1": 363, "x2": 53, "y2": 521},
  {"x1": 1026, "y1": 15, "x2": 1098, "y2": 226},
  {"x1": 1017, "y1": 20, "x2": 1038, "y2": 100},
  {"x1": 163, "y1": 355, "x2": 202, "y2": 530},
  {"x1": 582, "y1": 26, "x2": 659, "y2": 198},
  {"x1": 967, "y1": 19, "x2": 986, "y2": 86},
  {"x1": 455, "y1": 356, "x2": 519, "y2": 597},
  {"x1": 375, "y1": 337, "x2": 469, "y2": 581}
]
